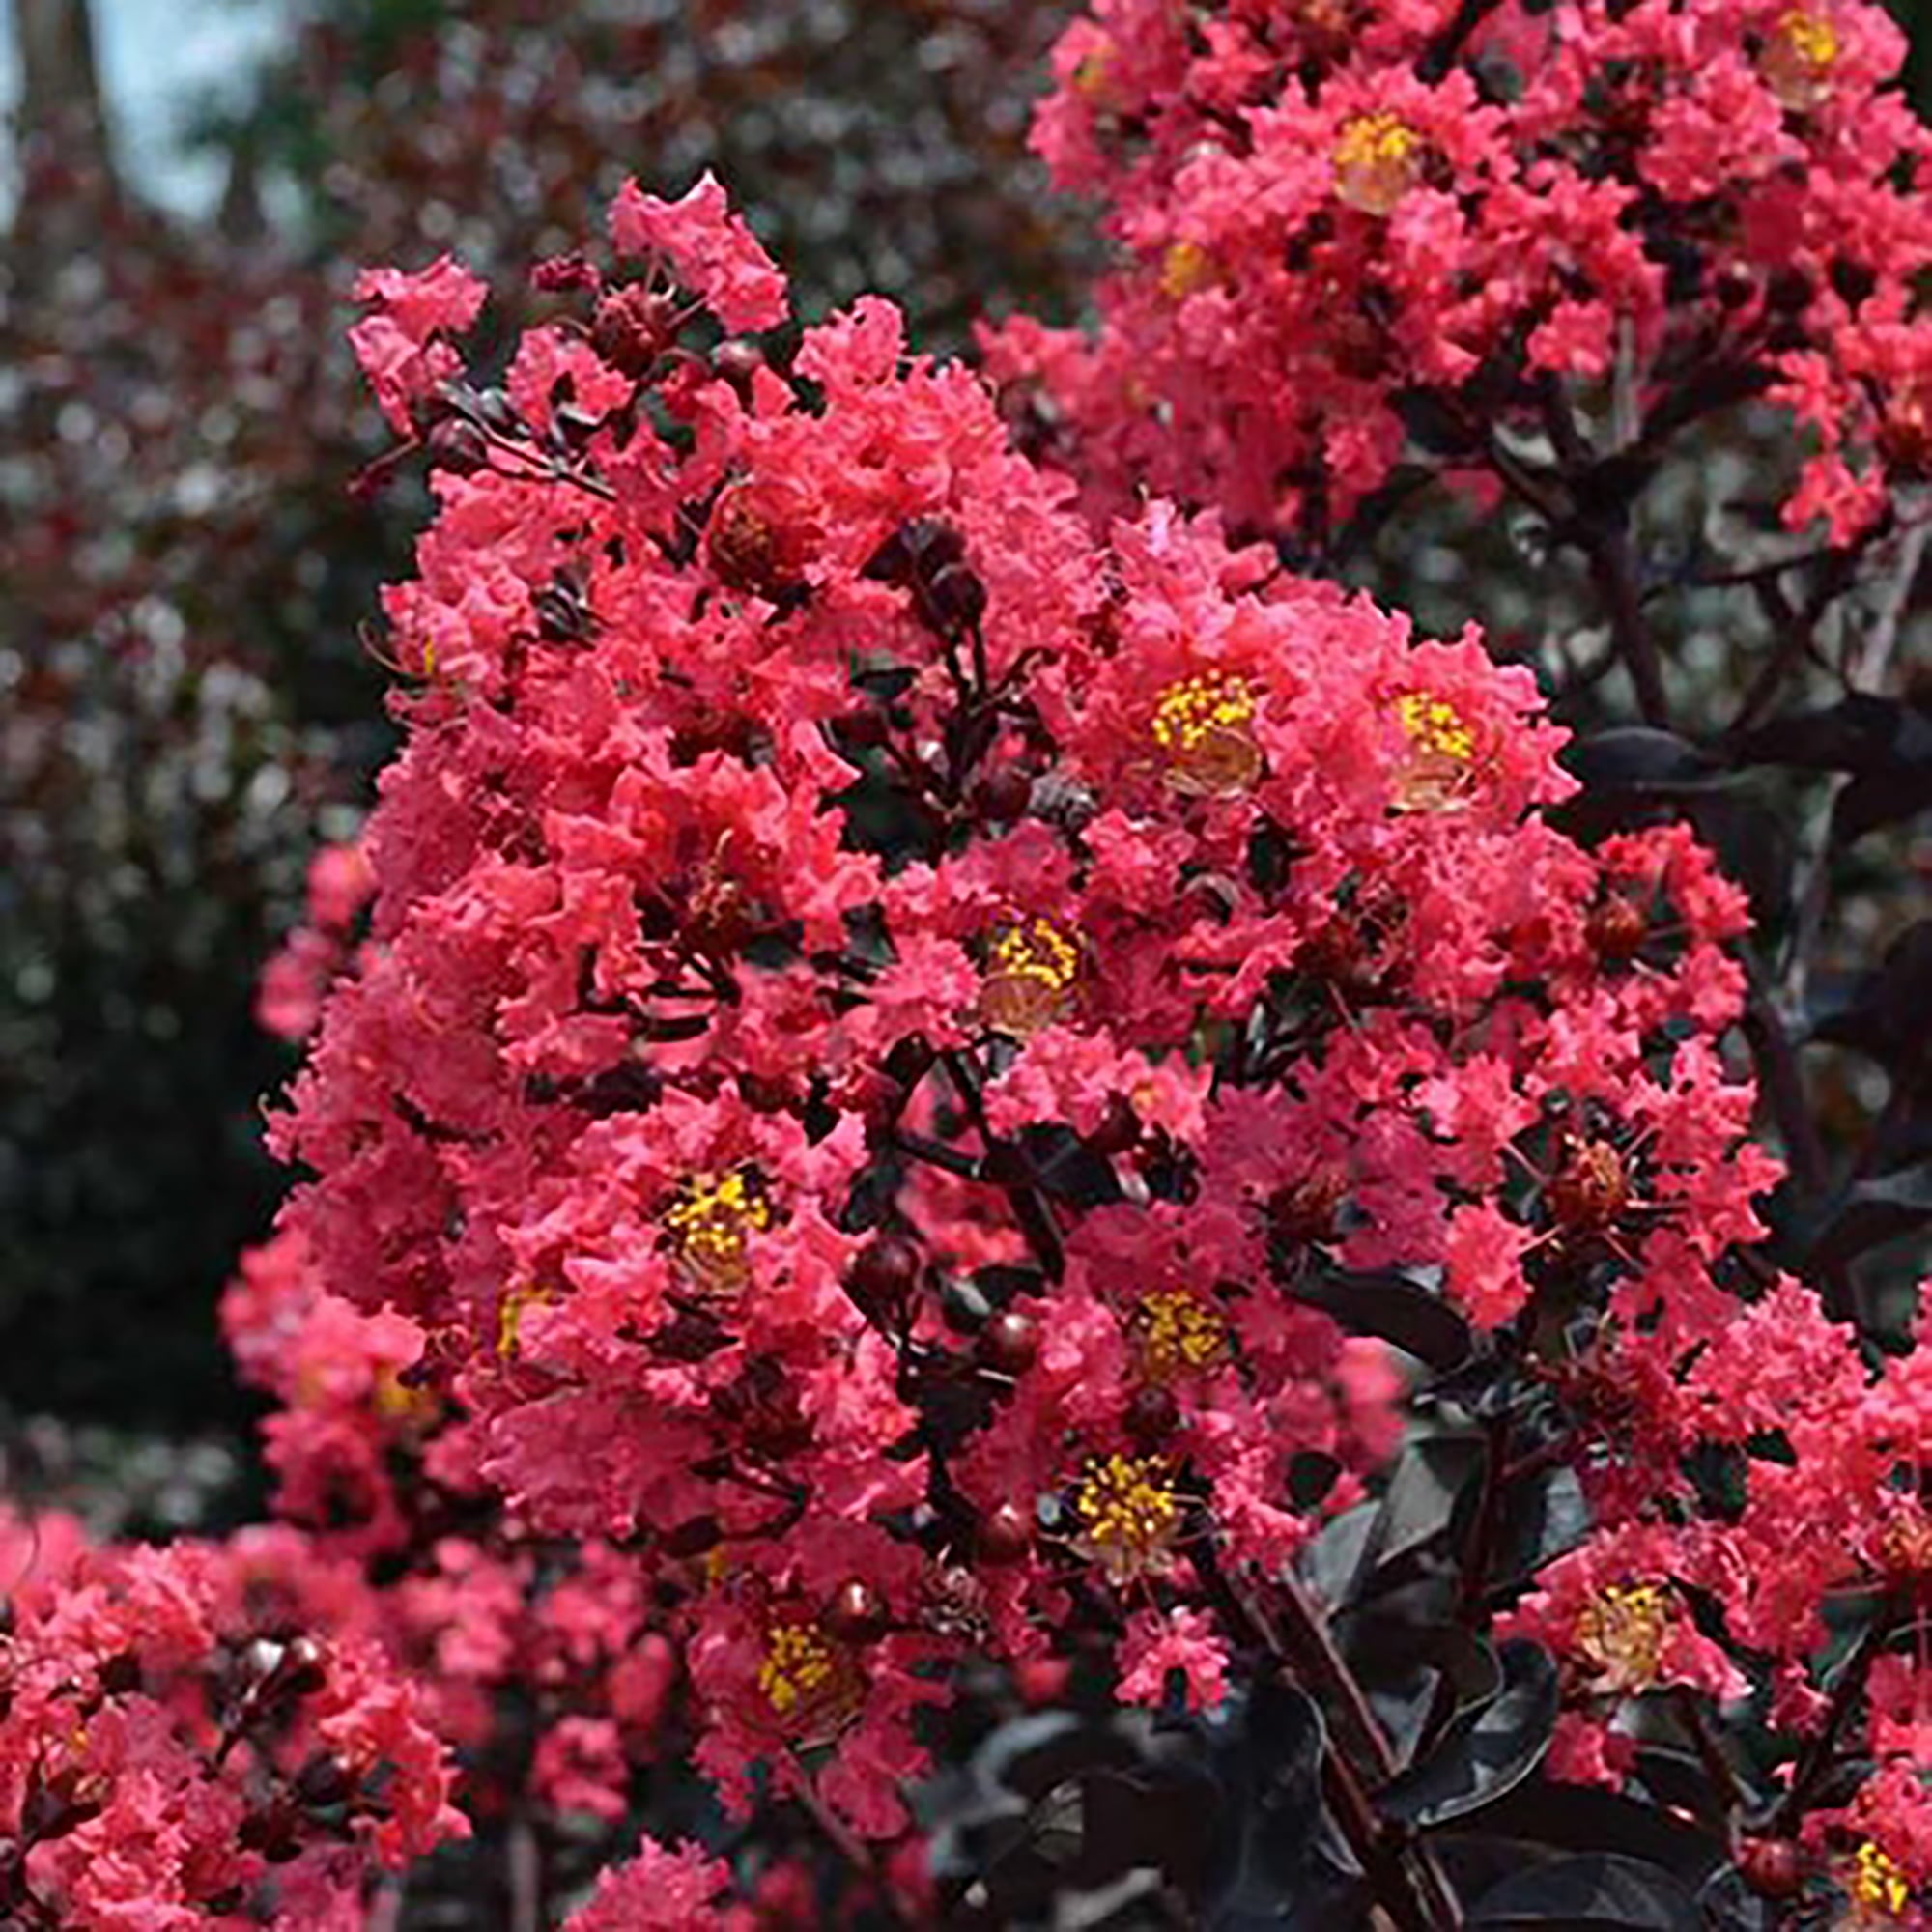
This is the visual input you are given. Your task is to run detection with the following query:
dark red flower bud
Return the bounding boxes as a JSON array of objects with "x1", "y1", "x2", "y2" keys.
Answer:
[
  {"x1": 1125, "y1": 1383, "x2": 1181, "y2": 1445},
  {"x1": 294, "y1": 1753, "x2": 355, "y2": 1808},
  {"x1": 977, "y1": 1309, "x2": 1039, "y2": 1377},
  {"x1": 277, "y1": 1634, "x2": 327, "y2": 1696},
  {"x1": 96, "y1": 1651, "x2": 141, "y2": 1697},
  {"x1": 713, "y1": 338, "x2": 767, "y2": 399},
  {"x1": 663, "y1": 1515, "x2": 723, "y2": 1559},
  {"x1": 1738, "y1": 1837, "x2": 1804, "y2": 1900},
  {"x1": 591, "y1": 282, "x2": 680, "y2": 377},
  {"x1": 972, "y1": 766, "x2": 1034, "y2": 824},
  {"x1": 822, "y1": 1577, "x2": 891, "y2": 1646},
  {"x1": 1088, "y1": 1094, "x2": 1142, "y2": 1156},
  {"x1": 848, "y1": 1236, "x2": 921, "y2": 1322},
  {"x1": 977, "y1": 1502, "x2": 1034, "y2": 1565},
  {"x1": 1586, "y1": 895, "x2": 1649, "y2": 961}
]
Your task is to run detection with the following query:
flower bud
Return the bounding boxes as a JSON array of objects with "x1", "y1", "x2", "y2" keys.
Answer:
[
  {"x1": 1089, "y1": 1094, "x2": 1142, "y2": 1156},
  {"x1": 977, "y1": 1309, "x2": 1039, "y2": 1377},
  {"x1": 977, "y1": 1502, "x2": 1034, "y2": 1565},
  {"x1": 1738, "y1": 1836, "x2": 1804, "y2": 1900},
  {"x1": 972, "y1": 766, "x2": 1034, "y2": 824},
  {"x1": 848, "y1": 1236, "x2": 921, "y2": 1322},
  {"x1": 592, "y1": 282, "x2": 680, "y2": 376},
  {"x1": 294, "y1": 1753, "x2": 355, "y2": 1809},
  {"x1": 822, "y1": 1578, "x2": 891, "y2": 1646},
  {"x1": 663, "y1": 1514, "x2": 723, "y2": 1559},
  {"x1": 1125, "y1": 1383, "x2": 1181, "y2": 1445},
  {"x1": 713, "y1": 338, "x2": 767, "y2": 399},
  {"x1": 425, "y1": 417, "x2": 491, "y2": 477}
]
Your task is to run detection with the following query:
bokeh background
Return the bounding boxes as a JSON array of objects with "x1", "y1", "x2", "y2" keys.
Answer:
[{"x1": 1, "y1": 0, "x2": 1926, "y2": 1521}]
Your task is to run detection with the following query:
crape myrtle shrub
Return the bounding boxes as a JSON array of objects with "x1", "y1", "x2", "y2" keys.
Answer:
[
  {"x1": 30, "y1": 161, "x2": 1930, "y2": 1927},
  {"x1": 8, "y1": 10, "x2": 1932, "y2": 1932},
  {"x1": 0, "y1": 0, "x2": 1087, "y2": 1435},
  {"x1": 982, "y1": 0, "x2": 1932, "y2": 1313}
]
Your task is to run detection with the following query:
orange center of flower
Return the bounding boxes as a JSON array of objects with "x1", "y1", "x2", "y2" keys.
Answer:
[
  {"x1": 1072, "y1": 1452, "x2": 1185, "y2": 1582},
  {"x1": 1334, "y1": 112, "x2": 1425, "y2": 215},
  {"x1": 1548, "y1": 1137, "x2": 1634, "y2": 1235},
  {"x1": 979, "y1": 917, "x2": 1080, "y2": 1038},
  {"x1": 663, "y1": 1169, "x2": 772, "y2": 1296},
  {"x1": 1151, "y1": 670, "x2": 1264, "y2": 797},
  {"x1": 1072, "y1": 40, "x2": 1118, "y2": 102},
  {"x1": 1762, "y1": 11, "x2": 1840, "y2": 110},
  {"x1": 1131, "y1": 1290, "x2": 1230, "y2": 1380},
  {"x1": 1867, "y1": 1492, "x2": 1932, "y2": 1580},
  {"x1": 1575, "y1": 1580, "x2": 1671, "y2": 1694},
  {"x1": 372, "y1": 1365, "x2": 440, "y2": 1429},
  {"x1": 1160, "y1": 241, "x2": 1218, "y2": 301}
]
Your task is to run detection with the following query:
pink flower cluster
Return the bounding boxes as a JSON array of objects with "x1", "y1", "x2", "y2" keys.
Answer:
[
  {"x1": 985, "y1": 0, "x2": 1932, "y2": 543},
  {"x1": 17, "y1": 40, "x2": 1932, "y2": 1916},
  {"x1": 0, "y1": 1506, "x2": 461, "y2": 1928},
  {"x1": 242, "y1": 174, "x2": 1801, "y2": 1861}
]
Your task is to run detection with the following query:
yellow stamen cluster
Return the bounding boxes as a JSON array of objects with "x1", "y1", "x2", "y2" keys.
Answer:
[
  {"x1": 1160, "y1": 241, "x2": 1218, "y2": 301},
  {"x1": 1763, "y1": 11, "x2": 1841, "y2": 111},
  {"x1": 1334, "y1": 112, "x2": 1425, "y2": 216},
  {"x1": 1072, "y1": 39, "x2": 1118, "y2": 101},
  {"x1": 1151, "y1": 671, "x2": 1264, "y2": 797},
  {"x1": 758, "y1": 1622, "x2": 838, "y2": 1717},
  {"x1": 1868, "y1": 1492, "x2": 1932, "y2": 1579},
  {"x1": 1391, "y1": 691, "x2": 1480, "y2": 812},
  {"x1": 1849, "y1": 1841, "x2": 1911, "y2": 1918},
  {"x1": 497, "y1": 1282, "x2": 559, "y2": 1361},
  {"x1": 755, "y1": 1620, "x2": 859, "y2": 1738},
  {"x1": 372, "y1": 1365, "x2": 440, "y2": 1430},
  {"x1": 979, "y1": 917, "x2": 1080, "y2": 1038},
  {"x1": 1396, "y1": 692, "x2": 1475, "y2": 762},
  {"x1": 1072, "y1": 1452, "x2": 1185, "y2": 1583},
  {"x1": 1574, "y1": 1581, "x2": 1671, "y2": 1695},
  {"x1": 1132, "y1": 1290, "x2": 1230, "y2": 1381},
  {"x1": 662, "y1": 1168, "x2": 772, "y2": 1296}
]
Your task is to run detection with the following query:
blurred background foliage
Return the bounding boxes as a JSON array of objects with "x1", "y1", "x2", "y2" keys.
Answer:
[{"x1": 0, "y1": 0, "x2": 1926, "y2": 1458}]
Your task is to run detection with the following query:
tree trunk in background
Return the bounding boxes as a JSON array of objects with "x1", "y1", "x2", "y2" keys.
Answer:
[{"x1": 7, "y1": 0, "x2": 121, "y2": 256}]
